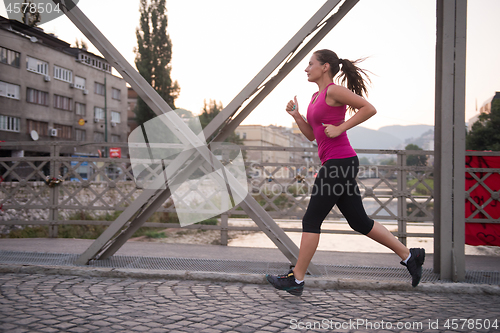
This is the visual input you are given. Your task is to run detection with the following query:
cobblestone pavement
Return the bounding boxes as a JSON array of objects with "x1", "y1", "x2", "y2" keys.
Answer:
[{"x1": 1, "y1": 273, "x2": 499, "y2": 333}]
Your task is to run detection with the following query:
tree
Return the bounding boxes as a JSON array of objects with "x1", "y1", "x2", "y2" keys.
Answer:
[
  {"x1": 359, "y1": 156, "x2": 371, "y2": 165},
  {"x1": 22, "y1": 1, "x2": 41, "y2": 27},
  {"x1": 466, "y1": 99, "x2": 500, "y2": 151},
  {"x1": 74, "y1": 39, "x2": 89, "y2": 50},
  {"x1": 405, "y1": 144, "x2": 428, "y2": 166},
  {"x1": 379, "y1": 158, "x2": 396, "y2": 166},
  {"x1": 199, "y1": 99, "x2": 244, "y2": 145},
  {"x1": 134, "y1": 0, "x2": 180, "y2": 126}
]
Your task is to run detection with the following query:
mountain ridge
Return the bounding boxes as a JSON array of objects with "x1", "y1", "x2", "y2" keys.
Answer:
[{"x1": 347, "y1": 124, "x2": 433, "y2": 149}]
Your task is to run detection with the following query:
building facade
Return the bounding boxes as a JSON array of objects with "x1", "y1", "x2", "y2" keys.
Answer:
[
  {"x1": 235, "y1": 124, "x2": 317, "y2": 164},
  {"x1": 0, "y1": 16, "x2": 128, "y2": 157},
  {"x1": 127, "y1": 87, "x2": 139, "y2": 135}
]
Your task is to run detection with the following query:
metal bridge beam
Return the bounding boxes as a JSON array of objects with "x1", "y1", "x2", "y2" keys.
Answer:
[{"x1": 434, "y1": 0, "x2": 467, "y2": 281}]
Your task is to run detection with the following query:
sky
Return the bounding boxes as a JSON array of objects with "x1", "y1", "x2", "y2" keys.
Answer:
[{"x1": 1, "y1": 0, "x2": 499, "y2": 130}]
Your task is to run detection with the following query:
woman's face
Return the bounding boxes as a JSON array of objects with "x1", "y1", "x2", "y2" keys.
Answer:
[{"x1": 305, "y1": 54, "x2": 325, "y2": 82}]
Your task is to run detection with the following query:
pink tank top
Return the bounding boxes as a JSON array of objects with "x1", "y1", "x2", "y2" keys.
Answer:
[{"x1": 307, "y1": 83, "x2": 356, "y2": 164}]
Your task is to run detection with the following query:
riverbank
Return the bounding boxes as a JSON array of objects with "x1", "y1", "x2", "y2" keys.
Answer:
[{"x1": 129, "y1": 218, "x2": 500, "y2": 257}]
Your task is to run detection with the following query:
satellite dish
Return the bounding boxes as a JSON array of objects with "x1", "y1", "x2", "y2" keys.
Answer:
[
  {"x1": 30, "y1": 130, "x2": 39, "y2": 141},
  {"x1": 30, "y1": 36, "x2": 38, "y2": 43}
]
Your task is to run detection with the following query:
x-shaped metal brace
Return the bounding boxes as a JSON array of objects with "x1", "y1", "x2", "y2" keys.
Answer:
[{"x1": 53, "y1": 0, "x2": 360, "y2": 274}]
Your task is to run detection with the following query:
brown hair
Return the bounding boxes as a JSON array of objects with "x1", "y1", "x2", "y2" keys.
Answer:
[{"x1": 313, "y1": 49, "x2": 371, "y2": 112}]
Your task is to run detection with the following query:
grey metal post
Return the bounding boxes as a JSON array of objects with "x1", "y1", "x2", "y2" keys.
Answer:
[
  {"x1": 397, "y1": 151, "x2": 407, "y2": 246},
  {"x1": 48, "y1": 143, "x2": 59, "y2": 238},
  {"x1": 220, "y1": 213, "x2": 228, "y2": 246},
  {"x1": 434, "y1": 0, "x2": 467, "y2": 281}
]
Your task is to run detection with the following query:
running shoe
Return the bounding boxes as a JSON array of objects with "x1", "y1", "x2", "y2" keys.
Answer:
[
  {"x1": 266, "y1": 270, "x2": 304, "y2": 296},
  {"x1": 401, "y1": 248, "x2": 426, "y2": 287}
]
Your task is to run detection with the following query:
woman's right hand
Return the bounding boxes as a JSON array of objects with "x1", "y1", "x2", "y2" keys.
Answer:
[{"x1": 286, "y1": 96, "x2": 299, "y2": 117}]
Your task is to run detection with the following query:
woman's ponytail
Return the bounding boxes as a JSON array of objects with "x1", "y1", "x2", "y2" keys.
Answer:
[
  {"x1": 313, "y1": 49, "x2": 371, "y2": 113},
  {"x1": 338, "y1": 58, "x2": 370, "y2": 99}
]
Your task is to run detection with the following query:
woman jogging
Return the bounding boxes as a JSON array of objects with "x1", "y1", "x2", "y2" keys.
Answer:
[{"x1": 266, "y1": 49, "x2": 425, "y2": 296}]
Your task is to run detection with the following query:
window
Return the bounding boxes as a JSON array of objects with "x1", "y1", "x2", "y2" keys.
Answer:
[
  {"x1": 54, "y1": 94, "x2": 72, "y2": 111},
  {"x1": 74, "y1": 76, "x2": 86, "y2": 90},
  {"x1": 111, "y1": 134, "x2": 121, "y2": 143},
  {"x1": 94, "y1": 107, "x2": 104, "y2": 120},
  {"x1": 111, "y1": 111, "x2": 121, "y2": 123},
  {"x1": 27, "y1": 119, "x2": 48, "y2": 136},
  {"x1": 75, "y1": 102, "x2": 86, "y2": 116},
  {"x1": 26, "y1": 56, "x2": 48, "y2": 75},
  {"x1": 26, "y1": 88, "x2": 49, "y2": 106},
  {"x1": 75, "y1": 128, "x2": 86, "y2": 141},
  {"x1": 0, "y1": 81, "x2": 20, "y2": 99},
  {"x1": 94, "y1": 82, "x2": 105, "y2": 95},
  {"x1": 79, "y1": 53, "x2": 91, "y2": 65},
  {"x1": 0, "y1": 115, "x2": 20, "y2": 132},
  {"x1": 53, "y1": 123, "x2": 72, "y2": 139},
  {"x1": 111, "y1": 88, "x2": 121, "y2": 100},
  {"x1": 78, "y1": 53, "x2": 112, "y2": 73},
  {"x1": 54, "y1": 65, "x2": 73, "y2": 83},
  {"x1": 0, "y1": 46, "x2": 20, "y2": 68},
  {"x1": 93, "y1": 132, "x2": 104, "y2": 142}
]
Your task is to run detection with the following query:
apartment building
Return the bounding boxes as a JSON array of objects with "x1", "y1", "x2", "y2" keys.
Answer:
[
  {"x1": 0, "y1": 16, "x2": 127, "y2": 157},
  {"x1": 235, "y1": 124, "x2": 317, "y2": 164}
]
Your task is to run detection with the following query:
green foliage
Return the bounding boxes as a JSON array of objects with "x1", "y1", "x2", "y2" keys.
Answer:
[
  {"x1": 1, "y1": 225, "x2": 108, "y2": 239},
  {"x1": 286, "y1": 184, "x2": 308, "y2": 196},
  {"x1": 359, "y1": 157, "x2": 371, "y2": 165},
  {"x1": 1, "y1": 210, "x2": 180, "y2": 239},
  {"x1": 466, "y1": 99, "x2": 500, "y2": 151},
  {"x1": 144, "y1": 230, "x2": 167, "y2": 239},
  {"x1": 406, "y1": 202, "x2": 433, "y2": 218},
  {"x1": 3, "y1": 226, "x2": 48, "y2": 238},
  {"x1": 196, "y1": 217, "x2": 218, "y2": 225},
  {"x1": 198, "y1": 99, "x2": 244, "y2": 145},
  {"x1": 379, "y1": 158, "x2": 396, "y2": 166},
  {"x1": 405, "y1": 144, "x2": 428, "y2": 166},
  {"x1": 407, "y1": 178, "x2": 434, "y2": 196},
  {"x1": 58, "y1": 225, "x2": 108, "y2": 239},
  {"x1": 134, "y1": 0, "x2": 180, "y2": 125}
]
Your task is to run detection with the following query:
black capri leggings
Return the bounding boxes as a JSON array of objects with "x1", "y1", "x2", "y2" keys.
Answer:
[{"x1": 302, "y1": 156, "x2": 374, "y2": 235}]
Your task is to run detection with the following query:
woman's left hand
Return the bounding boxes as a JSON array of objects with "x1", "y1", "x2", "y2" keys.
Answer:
[{"x1": 322, "y1": 123, "x2": 343, "y2": 139}]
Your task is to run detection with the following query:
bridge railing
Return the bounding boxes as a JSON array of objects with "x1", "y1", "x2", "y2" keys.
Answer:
[{"x1": 1, "y1": 141, "x2": 496, "y2": 245}]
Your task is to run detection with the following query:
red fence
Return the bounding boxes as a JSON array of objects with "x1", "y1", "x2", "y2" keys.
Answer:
[{"x1": 465, "y1": 154, "x2": 500, "y2": 247}]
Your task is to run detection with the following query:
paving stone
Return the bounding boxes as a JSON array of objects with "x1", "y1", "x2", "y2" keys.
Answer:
[
  {"x1": 38, "y1": 327, "x2": 60, "y2": 333},
  {"x1": 147, "y1": 329, "x2": 169, "y2": 333},
  {"x1": 53, "y1": 322, "x2": 77, "y2": 330},
  {"x1": 1, "y1": 273, "x2": 500, "y2": 333},
  {"x1": 7, "y1": 328, "x2": 30, "y2": 333},
  {"x1": 67, "y1": 327, "x2": 90, "y2": 333}
]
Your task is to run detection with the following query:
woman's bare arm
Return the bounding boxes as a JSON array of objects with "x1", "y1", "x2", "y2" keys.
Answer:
[
  {"x1": 322, "y1": 85, "x2": 376, "y2": 138},
  {"x1": 287, "y1": 96, "x2": 315, "y2": 141}
]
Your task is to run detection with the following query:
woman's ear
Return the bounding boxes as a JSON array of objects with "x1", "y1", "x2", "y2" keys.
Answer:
[{"x1": 323, "y1": 63, "x2": 330, "y2": 73}]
